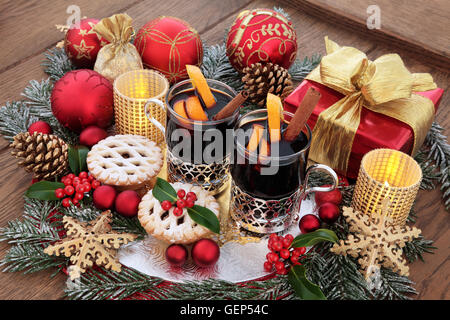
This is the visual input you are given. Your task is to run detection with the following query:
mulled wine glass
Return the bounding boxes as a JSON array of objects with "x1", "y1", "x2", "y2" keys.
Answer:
[
  {"x1": 146, "y1": 79, "x2": 239, "y2": 194},
  {"x1": 230, "y1": 109, "x2": 339, "y2": 233}
]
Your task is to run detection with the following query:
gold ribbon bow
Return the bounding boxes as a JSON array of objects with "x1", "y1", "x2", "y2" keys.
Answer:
[{"x1": 306, "y1": 37, "x2": 437, "y2": 174}]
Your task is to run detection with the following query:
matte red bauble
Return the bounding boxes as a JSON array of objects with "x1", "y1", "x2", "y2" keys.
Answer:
[
  {"x1": 64, "y1": 18, "x2": 108, "y2": 69},
  {"x1": 93, "y1": 185, "x2": 116, "y2": 210},
  {"x1": 299, "y1": 214, "x2": 321, "y2": 234},
  {"x1": 79, "y1": 126, "x2": 108, "y2": 147},
  {"x1": 28, "y1": 121, "x2": 52, "y2": 135},
  {"x1": 191, "y1": 239, "x2": 220, "y2": 268},
  {"x1": 134, "y1": 16, "x2": 203, "y2": 84},
  {"x1": 51, "y1": 69, "x2": 114, "y2": 133},
  {"x1": 315, "y1": 185, "x2": 342, "y2": 206},
  {"x1": 115, "y1": 190, "x2": 141, "y2": 218},
  {"x1": 318, "y1": 202, "x2": 340, "y2": 224},
  {"x1": 226, "y1": 8, "x2": 298, "y2": 73},
  {"x1": 165, "y1": 244, "x2": 188, "y2": 267}
]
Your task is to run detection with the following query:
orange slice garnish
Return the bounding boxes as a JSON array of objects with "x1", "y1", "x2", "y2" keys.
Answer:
[
  {"x1": 266, "y1": 93, "x2": 283, "y2": 142},
  {"x1": 185, "y1": 96, "x2": 208, "y2": 121},
  {"x1": 246, "y1": 123, "x2": 264, "y2": 152},
  {"x1": 186, "y1": 65, "x2": 216, "y2": 109},
  {"x1": 173, "y1": 100, "x2": 188, "y2": 119},
  {"x1": 258, "y1": 137, "x2": 271, "y2": 164}
]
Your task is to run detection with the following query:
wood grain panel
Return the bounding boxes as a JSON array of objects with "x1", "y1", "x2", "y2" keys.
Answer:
[
  {"x1": 281, "y1": 0, "x2": 450, "y2": 72},
  {"x1": 0, "y1": 0, "x2": 448, "y2": 300}
]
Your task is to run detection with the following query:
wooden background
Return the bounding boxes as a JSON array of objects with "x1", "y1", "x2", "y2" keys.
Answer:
[{"x1": 0, "y1": 0, "x2": 448, "y2": 300}]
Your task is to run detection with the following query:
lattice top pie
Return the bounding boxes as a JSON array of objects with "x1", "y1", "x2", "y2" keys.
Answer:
[
  {"x1": 87, "y1": 135, "x2": 163, "y2": 186},
  {"x1": 138, "y1": 182, "x2": 220, "y2": 244}
]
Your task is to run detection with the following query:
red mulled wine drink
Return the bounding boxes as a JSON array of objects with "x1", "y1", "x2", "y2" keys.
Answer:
[
  {"x1": 164, "y1": 78, "x2": 239, "y2": 194},
  {"x1": 230, "y1": 107, "x2": 338, "y2": 234}
]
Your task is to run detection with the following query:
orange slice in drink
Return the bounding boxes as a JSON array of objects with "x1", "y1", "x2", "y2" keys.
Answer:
[
  {"x1": 186, "y1": 65, "x2": 216, "y2": 109},
  {"x1": 173, "y1": 100, "x2": 188, "y2": 119},
  {"x1": 266, "y1": 93, "x2": 283, "y2": 142},
  {"x1": 258, "y1": 137, "x2": 271, "y2": 164},
  {"x1": 246, "y1": 123, "x2": 264, "y2": 152},
  {"x1": 185, "y1": 96, "x2": 208, "y2": 121}
]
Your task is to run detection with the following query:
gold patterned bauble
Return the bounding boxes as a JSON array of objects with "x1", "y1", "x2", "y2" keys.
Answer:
[
  {"x1": 226, "y1": 8, "x2": 298, "y2": 73},
  {"x1": 44, "y1": 211, "x2": 137, "y2": 280},
  {"x1": 330, "y1": 207, "x2": 421, "y2": 279},
  {"x1": 10, "y1": 132, "x2": 69, "y2": 180},
  {"x1": 242, "y1": 62, "x2": 294, "y2": 107}
]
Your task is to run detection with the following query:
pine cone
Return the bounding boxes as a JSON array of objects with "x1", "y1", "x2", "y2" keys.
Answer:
[
  {"x1": 242, "y1": 62, "x2": 294, "y2": 107},
  {"x1": 10, "y1": 132, "x2": 69, "y2": 180}
]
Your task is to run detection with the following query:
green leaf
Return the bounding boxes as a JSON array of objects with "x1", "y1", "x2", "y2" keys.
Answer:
[
  {"x1": 187, "y1": 205, "x2": 220, "y2": 234},
  {"x1": 152, "y1": 178, "x2": 177, "y2": 202},
  {"x1": 291, "y1": 229, "x2": 338, "y2": 248},
  {"x1": 68, "y1": 145, "x2": 89, "y2": 175},
  {"x1": 288, "y1": 265, "x2": 326, "y2": 300},
  {"x1": 25, "y1": 181, "x2": 65, "y2": 200}
]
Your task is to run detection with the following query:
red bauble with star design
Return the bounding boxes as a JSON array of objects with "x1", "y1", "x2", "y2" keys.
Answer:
[
  {"x1": 226, "y1": 8, "x2": 298, "y2": 73},
  {"x1": 64, "y1": 18, "x2": 108, "y2": 69},
  {"x1": 51, "y1": 69, "x2": 114, "y2": 132},
  {"x1": 134, "y1": 16, "x2": 203, "y2": 84}
]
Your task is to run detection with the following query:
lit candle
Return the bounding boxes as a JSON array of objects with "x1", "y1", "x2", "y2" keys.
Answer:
[{"x1": 352, "y1": 149, "x2": 422, "y2": 226}]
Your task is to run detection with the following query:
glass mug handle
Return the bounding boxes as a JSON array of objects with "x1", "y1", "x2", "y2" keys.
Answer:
[
  {"x1": 303, "y1": 164, "x2": 339, "y2": 197},
  {"x1": 144, "y1": 98, "x2": 166, "y2": 136}
]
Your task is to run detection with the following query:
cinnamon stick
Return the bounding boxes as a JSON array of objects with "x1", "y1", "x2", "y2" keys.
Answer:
[
  {"x1": 283, "y1": 87, "x2": 321, "y2": 141},
  {"x1": 213, "y1": 90, "x2": 249, "y2": 120}
]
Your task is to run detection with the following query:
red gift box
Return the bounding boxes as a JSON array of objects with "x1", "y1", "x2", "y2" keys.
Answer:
[{"x1": 284, "y1": 79, "x2": 444, "y2": 179}]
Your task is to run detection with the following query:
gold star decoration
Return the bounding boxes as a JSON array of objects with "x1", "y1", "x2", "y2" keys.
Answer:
[
  {"x1": 73, "y1": 39, "x2": 96, "y2": 60},
  {"x1": 44, "y1": 211, "x2": 137, "y2": 280},
  {"x1": 330, "y1": 207, "x2": 421, "y2": 279}
]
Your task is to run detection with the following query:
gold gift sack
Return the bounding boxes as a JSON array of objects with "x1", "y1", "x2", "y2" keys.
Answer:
[{"x1": 94, "y1": 13, "x2": 143, "y2": 81}]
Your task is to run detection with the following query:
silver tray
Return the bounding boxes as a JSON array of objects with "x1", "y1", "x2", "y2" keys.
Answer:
[{"x1": 118, "y1": 196, "x2": 315, "y2": 283}]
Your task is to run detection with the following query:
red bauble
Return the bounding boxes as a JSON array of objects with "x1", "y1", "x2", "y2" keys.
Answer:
[
  {"x1": 315, "y1": 185, "x2": 342, "y2": 206},
  {"x1": 79, "y1": 126, "x2": 108, "y2": 147},
  {"x1": 93, "y1": 185, "x2": 117, "y2": 210},
  {"x1": 191, "y1": 239, "x2": 220, "y2": 268},
  {"x1": 64, "y1": 18, "x2": 108, "y2": 69},
  {"x1": 28, "y1": 121, "x2": 52, "y2": 135},
  {"x1": 51, "y1": 69, "x2": 114, "y2": 132},
  {"x1": 165, "y1": 244, "x2": 188, "y2": 267},
  {"x1": 226, "y1": 8, "x2": 298, "y2": 73},
  {"x1": 134, "y1": 16, "x2": 203, "y2": 84},
  {"x1": 318, "y1": 202, "x2": 340, "y2": 224},
  {"x1": 299, "y1": 214, "x2": 321, "y2": 234},
  {"x1": 115, "y1": 190, "x2": 141, "y2": 218}
]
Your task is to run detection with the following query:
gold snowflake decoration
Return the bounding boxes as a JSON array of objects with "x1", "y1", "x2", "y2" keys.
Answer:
[
  {"x1": 44, "y1": 210, "x2": 137, "y2": 280},
  {"x1": 330, "y1": 207, "x2": 421, "y2": 278}
]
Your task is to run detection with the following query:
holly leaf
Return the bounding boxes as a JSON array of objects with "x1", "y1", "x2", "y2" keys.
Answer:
[
  {"x1": 288, "y1": 265, "x2": 326, "y2": 300},
  {"x1": 187, "y1": 205, "x2": 220, "y2": 234},
  {"x1": 152, "y1": 177, "x2": 177, "y2": 202},
  {"x1": 25, "y1": 181, "x2": 65, "y2": 200},
  {"x1": 290, "y1": 229, "x2": 338, "y2": 248},
  {"x1": 68, "y1": 145, "x2": 89, "y2": 175}
]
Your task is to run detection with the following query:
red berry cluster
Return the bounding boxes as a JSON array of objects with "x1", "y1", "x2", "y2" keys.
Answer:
[
  {"x1": 55, "y1": 172, "x2": 101, "y2": 207},
  {"x1": 264, "y1": 233, "x2": 306, "y2": 275},
  {"x1": 161, "y1": 189, "x2": 197, "y2": 217}
]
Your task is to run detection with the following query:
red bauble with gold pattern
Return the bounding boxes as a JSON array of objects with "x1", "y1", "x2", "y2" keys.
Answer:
[
  {"x1": 51, "y1": 69, "x2": 114, "y2": 132},
  {"x1": 134, "y1": 16, "x2": 203, "y2": 84},
  {"x1": 226, "y1": 8, "x2": 298, "y2": 73},
  {"x1": 64, "y1": 18, "x2": 109, "y2": 69}
]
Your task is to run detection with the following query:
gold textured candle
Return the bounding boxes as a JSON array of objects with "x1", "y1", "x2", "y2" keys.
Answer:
[
  {"x1": 113, "y1": 69, "x2": 169, "y2": 144},
  {"x1": 352, "y1": 149, "x2": 422, "y2": 226}
]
